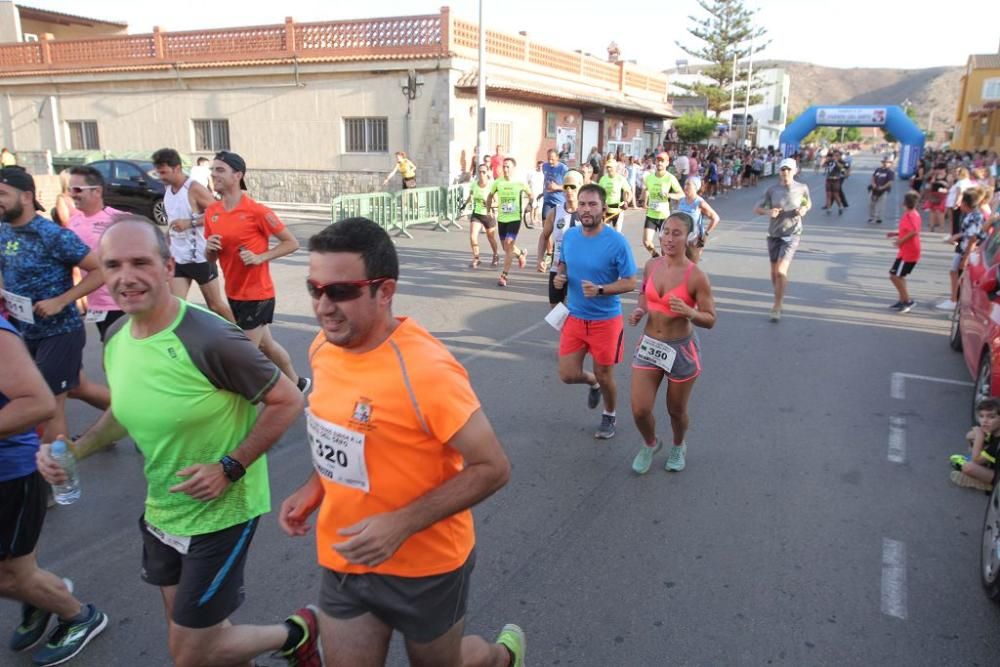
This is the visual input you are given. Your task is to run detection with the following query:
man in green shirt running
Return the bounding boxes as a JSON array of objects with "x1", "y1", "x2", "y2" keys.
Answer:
[
  {"x1": 599, "y1": 158, "x2": 632, "y2": 233},
  {"x1": 640, "y1": 152, "x2": 684, "y2": 257},
  {"x1": 486, "y1": 157, "x2": 530, "y2": 287},
  {"x1": 37, "y1": 217, "x2": 323, "y2": 666}
]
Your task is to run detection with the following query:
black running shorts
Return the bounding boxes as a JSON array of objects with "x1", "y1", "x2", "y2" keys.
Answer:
[
  {"x1": 319, "y1": 549, "x2": 476, "y2": 644},
  {"x1": 228, "y1": 298, "x2": 275, "y2": 331},
  {"x1": 0, "y1": 471, "x2": 47, "y2": 560},
  {"x1": 174, "y1": 261, "x2": 220, "y2": 286},
  {"x1": 25, "y1": 329, "x2": 84, "y2": 396},
  {"x1": 139, "y1": 514, "x2": 259, "y2": 629}
]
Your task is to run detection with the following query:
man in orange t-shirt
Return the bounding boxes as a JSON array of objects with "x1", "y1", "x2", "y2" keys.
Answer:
[
  {"x1": 278, "y1": 217, "x2": 525, "y2": 666},
  {"x1": 203, "y1": 151, "x2": 308, "y2": 391}
]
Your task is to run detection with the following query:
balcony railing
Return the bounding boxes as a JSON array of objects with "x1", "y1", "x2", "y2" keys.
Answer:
[{"x1": 0, "y1": 7, "x2": 667, "y2": 100}]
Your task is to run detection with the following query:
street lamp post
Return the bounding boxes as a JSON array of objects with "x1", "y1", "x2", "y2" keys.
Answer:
[{"x1": 477, "y1": 0, "x2": 487, "y2": 167}]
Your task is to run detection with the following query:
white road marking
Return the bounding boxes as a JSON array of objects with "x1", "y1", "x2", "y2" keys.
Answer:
[
  {"x1": 459, "y1": 320, "x2": 548, "y2": 365},
  {"x1": 881, "y1": 538, "x2": 908, "y2": 620},
  {"x1": 890, "y1": 372, "x2": 974, "y2": 400},
  {"x1": 888, "y1": 416, "x2": 906, "y2": 463}
]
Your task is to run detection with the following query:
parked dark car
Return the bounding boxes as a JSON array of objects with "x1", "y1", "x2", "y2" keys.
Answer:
[
  {"x1": 949, "y1": 223, "x2": 1000, "y2": 420},
  {"x1": 88, "y1": 159, "x2": 167, "y2": 225}
]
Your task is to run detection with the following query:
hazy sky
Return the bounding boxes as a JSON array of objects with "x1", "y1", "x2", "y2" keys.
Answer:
[{"x1": 21, "y1": 0, "x2": 998, "y2": 70}]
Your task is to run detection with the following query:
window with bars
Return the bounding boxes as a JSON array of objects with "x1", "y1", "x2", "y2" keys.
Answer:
[
  {"x1": 193, "y1": 119, "x2": 230, "y2": 152},
  {"x1": 488, "y1": 122, "x2": 512, "y2": 154},
  {"x1": 344, "y1": 117, "x2": 388, "y2": 153},
  {"x1": 67, "y1": 121, "x2": 100, "y2": 150}
]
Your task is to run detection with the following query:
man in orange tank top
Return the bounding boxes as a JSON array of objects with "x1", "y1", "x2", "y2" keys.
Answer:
[{"x1": 278, "y1": 218, "x2": 525, "y2": 667}]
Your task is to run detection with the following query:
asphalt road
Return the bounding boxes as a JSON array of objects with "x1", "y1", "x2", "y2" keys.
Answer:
[{"x1": 4, "y1": 155, "x2": 999, "y2": 666}]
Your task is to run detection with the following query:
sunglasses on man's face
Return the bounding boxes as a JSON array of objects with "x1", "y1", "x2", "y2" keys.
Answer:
[
  {"x1": 70, "y1": 186, "x2": 99, "y2": 194},
  {"x1": 564, "y1": 184, "x2": 579, "y2": 190},
  {"x1": 306, "y1": 277, "x2": 390, "y2": 302}
]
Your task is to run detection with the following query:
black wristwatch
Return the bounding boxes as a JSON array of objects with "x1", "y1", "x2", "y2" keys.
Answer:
[
  {"x1": 220, "y1": 455, "x2": 246, "y2": 483},
  {"x1": 598, "y1": 285, "x2": 605, "y2": 295}
]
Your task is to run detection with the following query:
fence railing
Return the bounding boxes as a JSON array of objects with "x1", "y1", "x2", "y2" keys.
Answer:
[
  {"x1": 331, "y1": 185, "x2": 467, "y2": 237},
  {"x1": 0, "y1": 8, "x2": 669, "y2": 100}
]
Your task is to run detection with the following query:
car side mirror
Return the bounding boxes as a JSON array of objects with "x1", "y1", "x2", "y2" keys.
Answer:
[{"x1": 978, "y1": 264, "x2": 1000, "y2": 299}]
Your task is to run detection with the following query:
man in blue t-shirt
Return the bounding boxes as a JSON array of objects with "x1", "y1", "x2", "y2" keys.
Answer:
[
  {"x1": 552, "y1": 184, "x2": 637, "y2": 439},
  {"x1": 542, "y1": 148, "x2": 569, "y2": 221},
  {"x1": 0, "y1": 167, "x2": 108, "y2": 441},
  {"x1": 538, "y1": 149, "x2": 570, "y2": 270},
  {"x1": 0, "y1": 315, "x2": 108, "y2": 665}
]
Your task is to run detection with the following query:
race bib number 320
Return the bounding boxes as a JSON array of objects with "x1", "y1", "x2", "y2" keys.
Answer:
[{"x1": 306, "y1": 410, "x2": 370, "y2": 492}]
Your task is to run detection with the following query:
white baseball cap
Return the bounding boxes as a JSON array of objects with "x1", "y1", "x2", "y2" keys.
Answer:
[{"x1": 778, "y1": 158, "x2": 797, "y2": 172}]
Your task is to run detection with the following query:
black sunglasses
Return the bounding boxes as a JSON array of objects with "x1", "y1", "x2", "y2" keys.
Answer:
[
  {"x1": 564, "y1": 184, "x2": 579, "y2": 190},
  {"x1": 306, "y1": 277, "x2": 390, "y2": 302}
]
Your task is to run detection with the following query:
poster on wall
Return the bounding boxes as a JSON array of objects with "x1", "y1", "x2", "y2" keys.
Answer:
[{"x1": 556, "y1": 126, "x2": 577, "y2": 164}]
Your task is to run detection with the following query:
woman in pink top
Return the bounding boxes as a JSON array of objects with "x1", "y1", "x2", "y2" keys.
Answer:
[{"x1": 627, "y1": 211, "x2": 717, "y2": 475}]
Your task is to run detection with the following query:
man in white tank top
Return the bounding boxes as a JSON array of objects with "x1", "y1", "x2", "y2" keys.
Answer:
[
  {"x1": 537, "y1": 169, "x2": 583, "y2": 308},
  {"x1": 151, "y1": 148, "x2": 235, "y2": 323}
]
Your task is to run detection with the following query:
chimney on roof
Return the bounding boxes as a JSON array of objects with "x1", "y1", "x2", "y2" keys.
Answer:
[{"x1": 607, "y1": 42, "x2": 621, "y2": 63}]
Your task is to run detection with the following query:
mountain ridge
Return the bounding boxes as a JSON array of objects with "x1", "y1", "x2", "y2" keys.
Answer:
[{"x1": 668, "y1": 60, "x2": 962, "y2": 134}]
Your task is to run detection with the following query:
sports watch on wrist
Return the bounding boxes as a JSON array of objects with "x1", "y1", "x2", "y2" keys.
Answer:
[
  {"x1": 598, "y1": 285, "x2": 605, "y2": 295},
  {"x1": 219, "y1": 455, "x2": 246, "y2": 483}
]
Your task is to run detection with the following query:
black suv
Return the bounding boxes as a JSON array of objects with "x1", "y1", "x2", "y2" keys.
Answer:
[{"x1": 88, "y1": 159, "x2": 167, "y2": 225}]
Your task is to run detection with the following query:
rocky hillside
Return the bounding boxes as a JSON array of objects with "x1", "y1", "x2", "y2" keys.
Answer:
[
  {"x1": 668, "y1": 60, "x2": 963, "y2": 133},
  {"x1": 765, "y1": 60, "x2": 962, "y2": 131}
]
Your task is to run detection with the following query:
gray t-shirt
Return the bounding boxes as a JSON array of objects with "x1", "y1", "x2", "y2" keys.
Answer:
[{"x1": 759, "y1": 182, "x2": 811, "y2": 238}]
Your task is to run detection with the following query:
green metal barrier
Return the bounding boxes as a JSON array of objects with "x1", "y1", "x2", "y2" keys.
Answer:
[
  {"x1": 330, "y1": 184, "x2": 470, "y2": 236},
  {"x1": 330, "y1": 192, "x2": 403, "y2": 236},
  {"x1": 397, "y1": 186, "x2": 450, "y2": 233},
  {"x1": 442, "y1": 184, "x2": 468, "y2": 231}
]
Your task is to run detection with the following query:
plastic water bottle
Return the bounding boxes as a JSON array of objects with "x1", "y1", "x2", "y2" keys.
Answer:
[{"x1": 49, "y1": 439, "x2": 80, "y2": 505}]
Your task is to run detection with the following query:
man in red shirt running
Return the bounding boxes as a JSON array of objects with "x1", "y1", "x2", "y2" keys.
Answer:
[
  {"x1": 204, "y1": 151, "x2": 309, "y2": 391},
  {"x1": 886, "y1": 191, "x2": 922, "y2": 313}
]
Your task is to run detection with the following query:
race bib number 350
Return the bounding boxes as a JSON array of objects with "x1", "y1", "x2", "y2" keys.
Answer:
[
  {"x1": 636, "y1": 335, "x2": 677, "y2": 372},
  {"x1": 306, "y1": 410, "x2": 370, "y2": 492}
]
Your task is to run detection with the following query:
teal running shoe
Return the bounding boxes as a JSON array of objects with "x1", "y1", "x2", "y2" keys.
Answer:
[
  {"x1": 632, "y1": 439, "x2": 662, "y2": 475},
  {"x1": 665, "y1": 443, "x2": 687, "y2": 472},
  {"x1": 31, "y1": 604, "x2": 107, "y2": 667}
]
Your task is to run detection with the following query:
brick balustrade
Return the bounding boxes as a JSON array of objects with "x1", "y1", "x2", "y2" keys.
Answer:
[{"x1": 0, "y1": 6, "x2": 668, "y2": 100}]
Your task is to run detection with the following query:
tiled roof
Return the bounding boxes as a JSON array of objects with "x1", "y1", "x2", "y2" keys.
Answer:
[
  {"x1": 970, "y1": 54, "x2": 1000, "y2": 69},
  {"x1": 16, "y1": 4, "x2": 127, "y2": 28},
  {"x1": 0, "y1": 53, "x2": 446, "y2": 78},
  {"x1": 455, "y1": 71, "x2": 676, "y2": 118}
]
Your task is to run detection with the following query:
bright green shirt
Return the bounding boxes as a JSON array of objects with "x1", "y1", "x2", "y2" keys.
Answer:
[
  {"x1": 599, "y1": 174, "x2": 629, "y2": 209},
  {"x1": 470, "y1": 181, "x2": 489, "y2": 216},
  {"x1": 643, "y1": 172, "x2": 682, "y2": 220},
  {"x1": 104, "y1": 299, "x2": 279, "y2": 536},
  {"x1": 489, "y1": 178, "x2": 529, "y2": 223}
]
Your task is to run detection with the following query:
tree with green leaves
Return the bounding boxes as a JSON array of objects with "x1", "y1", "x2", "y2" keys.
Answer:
[
  {"x1": 674, "y1": 0, "x2": 770, "y2": 118},
  {"x1": 672, "y1": 112, "x2": 719, "y2": 144}
]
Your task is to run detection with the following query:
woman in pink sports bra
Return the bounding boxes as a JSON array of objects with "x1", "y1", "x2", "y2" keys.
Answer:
[{"x1": 627, "y1": 212, "x2": 716, "y2": 476}]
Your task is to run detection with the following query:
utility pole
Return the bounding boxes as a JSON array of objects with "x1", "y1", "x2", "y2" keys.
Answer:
[
  {"x1": 729, "y1": 51, "x2": 737, "y2": 144},
  {"x1": 477, "y1": 0, "x2": 487, "y2": 167},
  {"x1": 741, "y1": 29, "x2": 755, "y2": 147}
]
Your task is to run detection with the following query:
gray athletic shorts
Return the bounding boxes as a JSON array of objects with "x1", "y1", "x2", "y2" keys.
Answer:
[
  {"x1": 319, "y1": 549, "x2": 475, "y2": 643},
  {"x1": 631, "y1": 331, "x2": 702, "y2": 382},
  {"x1": 767, "y1": 235, "x2": 800, "y2": 264}
]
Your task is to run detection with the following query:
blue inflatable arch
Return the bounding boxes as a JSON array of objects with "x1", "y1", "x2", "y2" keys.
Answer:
[{"x1": 779, "y1": 105, "x2": 925, "y2": 180}]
